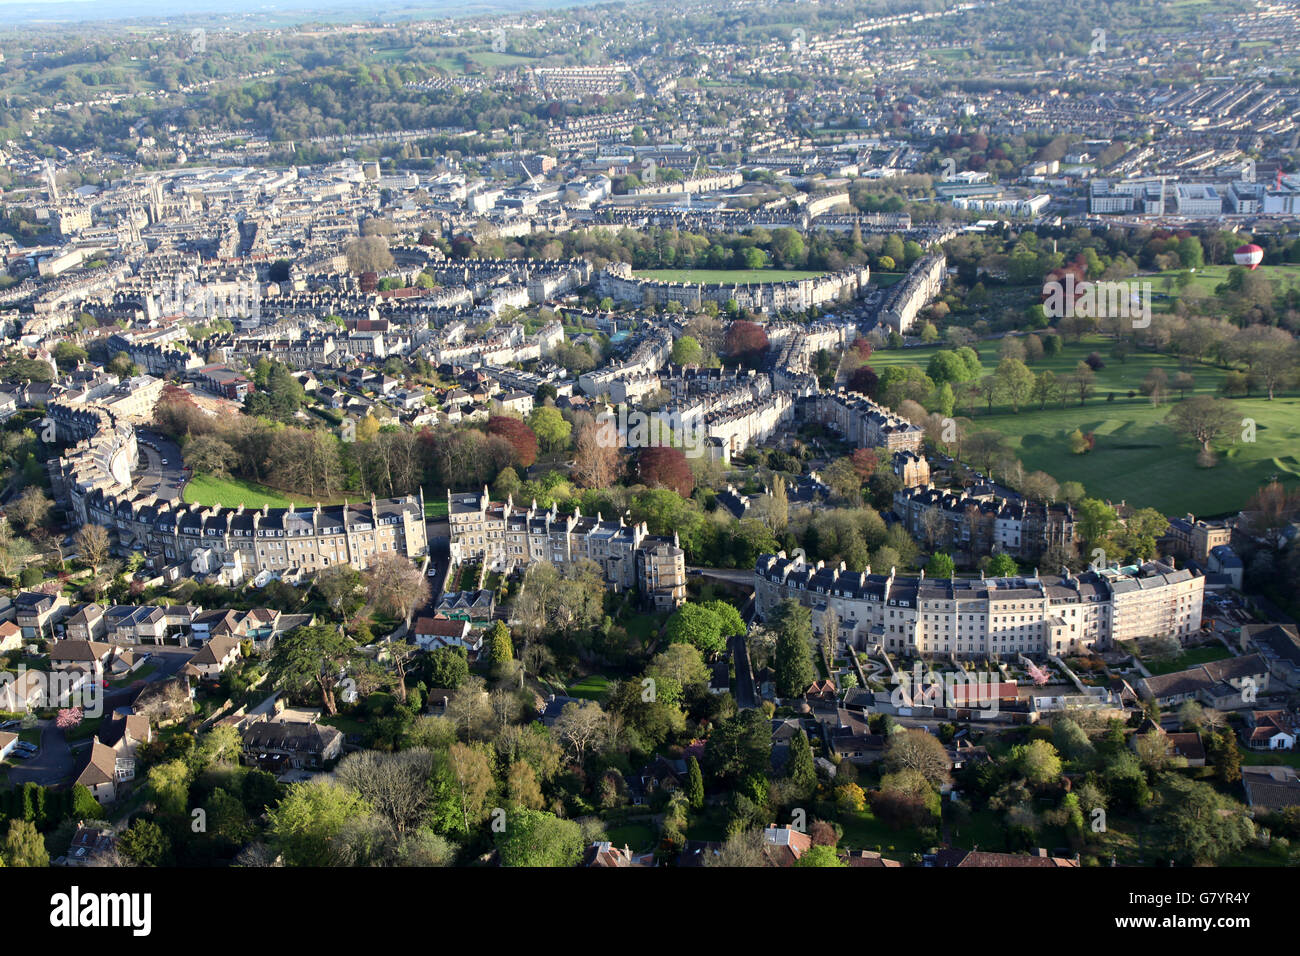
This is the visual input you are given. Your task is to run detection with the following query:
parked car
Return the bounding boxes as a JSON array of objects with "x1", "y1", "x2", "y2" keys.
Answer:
[
  {"x1": 6, "y1": 749, "x2": 33, "y2": 759},
  {"x1": 0, "y1": 719, "x2": 20, "y2": 730}
]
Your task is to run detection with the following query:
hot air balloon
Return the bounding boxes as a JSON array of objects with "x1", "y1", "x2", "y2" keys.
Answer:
[{"x1": 1234, "y1": 243, "x2": 1264, "y2": 270}]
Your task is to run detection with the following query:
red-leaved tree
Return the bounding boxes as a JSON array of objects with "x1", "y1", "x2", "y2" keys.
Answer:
[
  {"x1": 723, "y1": 320, "x2": 770, "y2": 369},
  {"x1": 487, "y1": 416, "x2": 538, "y2": 469},
  {"x1": 636, "y1": 447, "x2": 695, "y2": 497},
  {"x1": 848, "y1": 365, "x2": 879, "y2": 398}
]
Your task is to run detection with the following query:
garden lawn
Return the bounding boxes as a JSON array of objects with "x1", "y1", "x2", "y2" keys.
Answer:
[
  {"x1": 837, "y1": 807, "x2": 932, "y2": 856},
  {"x1": 867, "y1": 335, "x2": 1300, "y2": 516},
  {"x1": 1142, "y1": 643, "x2": 1232, "y2": 676},
  {"x1": 568, "y1": 675, "x2": 614, "y2": 700},
  {"x1": 605, "y1": 822, "x2": 657, "y2": 853}
]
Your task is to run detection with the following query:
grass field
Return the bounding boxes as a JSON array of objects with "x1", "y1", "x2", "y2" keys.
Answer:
[
  {"x1": 1142, "y1": 643, "x2": 1232, "y2": 676},
  {"x1": 634, "y1": 268, "x2": 825, "y2": 284},
  {"x1": 567, "y1": 675, "x2": 614, "y2": 700},
  {"x1": 867, "y1": 335, "x2": 1300, "y2": 516},
  {"x1": 1160, "y1": 262, "x2": 1300, "y2": 300},
  {"x1": 183, "y1": 474, "x2": 303, "y2": 510}
]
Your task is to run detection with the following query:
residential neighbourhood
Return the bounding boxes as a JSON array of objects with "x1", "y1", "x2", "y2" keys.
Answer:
[{"x1": 0, "y1": 0, "x2": 1296, "y2": 918}]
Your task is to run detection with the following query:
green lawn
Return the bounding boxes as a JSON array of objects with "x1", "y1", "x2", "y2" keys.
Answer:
[
  {"x1": 634, "y1": 268, "x2": 826, "y2": 285},
  {"x1": 1158, "y1": 262, "x2": 1300, "y2": 300},
  {"x1": 1142, "y1": 644, "x2": 1232, "y2": 676},
  {"x1": 567, "y1": 675, "x2": 614, "y2": 700},
  {"x1": 425, "y1": 499, "x2": 449, "y2": 519},
  {"x1": 868, "y1": 335, "x2": 1300, "y2": 516},
  {"x1": 837, "y1": 807, "x2": 932, "y2": 856},
  {"x1": 183, "y1": 473, "x2": 302, "y2": 510},
  {"x1": 605, "y1": 822, "x2": 657, "y2": 853}
]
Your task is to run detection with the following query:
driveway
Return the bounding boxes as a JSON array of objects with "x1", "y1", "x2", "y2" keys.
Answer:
[{"x1": 6, "y1": 719, "x2": 77, "y2": 787}]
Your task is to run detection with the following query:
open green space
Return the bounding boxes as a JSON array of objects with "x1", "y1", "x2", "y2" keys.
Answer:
[
  {"x1": 567, "y1": 675, "x2": 614, "y2": 700},
  {"x1": 1141, "y1": 643, "x2": 1232, "y2": 676},
  {"x1": 183, "y1": 473, "x2": 303, "y2": 510},
  {"x1": 867, "y1": 335, "x2": 1300, "y2": 516},
  {"x1": 605, "y1": 822, "x2": 657, "y2": 853},
  {"x1": 1157, "y1": 262, "x2": 1300, "y2": 301},
  {"x1": 633, "y1": 268, "x2": 826, "y2": 285}
]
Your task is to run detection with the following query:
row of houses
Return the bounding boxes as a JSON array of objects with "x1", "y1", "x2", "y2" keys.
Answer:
[{"x1": 755, "y1": 552, "x2": 1205, "y2": 659}]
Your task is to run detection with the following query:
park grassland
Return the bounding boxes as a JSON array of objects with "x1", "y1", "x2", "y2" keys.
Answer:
[
  {"x1": 866, "y1": 335, "x2": 1300, "y2": 517},
  {"x1": 182, "y1": 473, "x2": 304, "y2": 510}
]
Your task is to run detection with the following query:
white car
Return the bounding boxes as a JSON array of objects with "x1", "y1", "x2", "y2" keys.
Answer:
[{"x1": 160, "y1": 459, "x2": 168, "y2": 465}]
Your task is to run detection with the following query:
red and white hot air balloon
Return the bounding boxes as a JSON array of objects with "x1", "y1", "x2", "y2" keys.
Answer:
[{"x1": 1234, "y1": 243, "x2": 1264, "y2": 270}]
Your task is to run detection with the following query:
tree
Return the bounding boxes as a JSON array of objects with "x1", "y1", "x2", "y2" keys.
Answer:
[
  {"x1": 443, "y1": 743, "x2": 496, "y2": 834},
  {"x1": 527, "y1": 406, "x2": 571, "y2": 452},
  {"x1": 1166, "y1": 395, "x2": 1240, "y2": 462},
  {"x1": 269, "y1": 624, "x2": 356, "y2": 715},
  {"x1": 636, "y1": 446, "x2": 695, "y2": 497},
  {"x1": 705, "y1": 827, "x2": 770, "y2": 867},
  {"x1": 770, "y1": 599, "x2": 815, "y2": 698},
  {"x1": 985, "y1": 552, "x2": 1019, "y2": 577},
  {"x1": 497, "y1": 808, "x2": 584, "y2": 867},
  {"x1": 184, "y1": 434, "x2": 237, "y2": 476},
  {"x1": 267, "y1": 778, "x2": 372, "y2": 866},
  {"x1": 686, "y1": 756, "x2": 705, "y2": 809},
  {"x1": 553, "y1": 700, "x2": 607, "y2": 765},
  {"x1": 116, "y1": 818, "x2": 171, "y2": 866},
  {"x1": 884, "y1": 729, "x2": 951, "y2": 789},
  {"x1": 1, "y1": 819, "x2": 47, "y2": 867},
  {"x1": 487, "y1": 416, "x2": 538, "y2": 468},
  {"x1": 486, "y1": 621, "x2": 514, "y2": 669},
  {"x1": 316, "y1": 564, "x2": 363, "y2": 619},
  {"x1": 1069, "y1": 362, "x2": 1096, "y2": 405},
  {"x1": 671, "y1": 335, "x2": 703, "y2": 366},
  {"x1": 364, "y1": 553, "x2": 429, "y2": 621},
  {"x1": 1076, "y1": 498, "x2": 1118, "y2": 549},
  {"x1": 787, "y1": 731, "x2": 817, "y2": 800},
  {"x1": 795, "y1": 845, "x2": 847, "y2": 867},
  {"x1": 665, "y1": 603, "x2": 727, "y2": 658},
  {"x1": 704, "y1": 710, "x2": 772, "y2": 783},
  {"x1": 335, "y1": 749, "x2": 438, "y2": 838},
  {"x1": 1012, "y1": 740, "x2": 1062, "y2": 785},
  {"x1": 571, "y1": 418, "x2": 621, "y2": 489},
  {"x1": 507, "y1": 760, "x2": 546, "y2": 810},
  {"x1": 75, "y1": 524, "x2": 110, "y2": 574},
  {"x1": 146, "y1": 759, "x2": 192, "y2": 816},
  {"x1": 426, "y1": 646, "x2": 469, "y2": 690},
  {"x1": 994, "y1": 357, "x2": 1035, "y2": 412},
  {"x1": 1032, "y1": 370, "x2": 1059, "y2": 409},
  {"x1": 1159, "y1": 775, "x2": 1254, "y2": 865},
  {"x1": 925, "y1": 553, "x2": 955, "y2": 578},
  {"x1": 723, "y1": 320, "x2": 770, "y2": 368},
  {"x1": 8, "y1": 487, "x2": 51, "y2": 532}
]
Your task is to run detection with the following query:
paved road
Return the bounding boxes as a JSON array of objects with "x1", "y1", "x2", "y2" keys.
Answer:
[
  {"x1": 132, "y1": 429, "x2": 186, "y2": 501},
  {"x1": 731, "y1": 631, "x2": 757, "y2": 710},
  {"x1": 6, "y1": 719, "x2": 76, "y2": 787}
]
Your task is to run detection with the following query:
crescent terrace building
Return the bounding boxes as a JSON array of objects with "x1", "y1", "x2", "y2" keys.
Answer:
[
  {"x1": 755, "y1": 552, "x2": 1203, "y2": 659},
  {"x1": 595, "y1": 261, "x2": 872, "y2": 314},
  {"x1": 50, "y1": 400, "x2": 427, "y2": 575}
]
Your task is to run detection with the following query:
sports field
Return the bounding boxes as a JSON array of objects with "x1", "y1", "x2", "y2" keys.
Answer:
[{"x1": 867, "y1": 335, "x2": 1300, "y2": 516}]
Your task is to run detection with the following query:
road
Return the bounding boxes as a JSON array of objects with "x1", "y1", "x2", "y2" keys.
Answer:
[
  {"x1": 131, "y1": 429, "x2": 186, "y2": 501},
  {"x1": 6, "y1": 719, "x2": 76, "y2": 787},
  {"x1": 731, "y1": 631, "x2": 757, "y2": 710}
]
